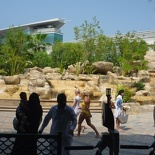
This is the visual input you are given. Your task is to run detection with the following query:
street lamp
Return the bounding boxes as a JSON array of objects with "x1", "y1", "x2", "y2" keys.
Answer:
[
  {"x1": 100, "y1": 88, "x2": 119, "y2": 155},
  {"x1": 106, "y1": 88, "x2": 111, "y2": 96}
]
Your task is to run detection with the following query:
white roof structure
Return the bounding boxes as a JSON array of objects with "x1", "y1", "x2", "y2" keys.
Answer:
[
  {"x1": 0, "y1": 18, "x2": 65, "y2": 35},
  {"x1": 134, "y1": 30, "x2": 155, "y2": 45},
  {"x1": 109, "y1": 30, "x2": 155, "y2": 45}
]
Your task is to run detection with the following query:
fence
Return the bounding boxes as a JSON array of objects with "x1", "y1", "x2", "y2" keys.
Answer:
[{"x1": 0, "y1": 132, "x2": 62, "y2": 155}]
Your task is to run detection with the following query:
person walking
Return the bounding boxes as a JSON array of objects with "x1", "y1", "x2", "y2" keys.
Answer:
[
  {"x1": 72, "y1": 87, "x2": 86, "y2": 133},
  {"x1": 39, "y1": 93, "x2": 77, "y2": 155},
  {"x1": 76, "y1": 91, "x2": 99, "y2": 138},
  {"x1": 114, "y1": 90, "x2": 124, "y2": 131}
]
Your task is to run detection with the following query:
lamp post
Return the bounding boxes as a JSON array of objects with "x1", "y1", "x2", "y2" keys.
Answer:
[
  {"x1": 106, "y1": 88, "x2": 111, "y2": 96},
  {"x1": 100, "y1": 88, "x2": 119, "y2": 155},
  {"x1": 102, "y1": 88, "x2": 114, "y2": 130}
]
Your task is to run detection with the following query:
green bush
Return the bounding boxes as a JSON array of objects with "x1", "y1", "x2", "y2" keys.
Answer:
[
  {"x1": 132, "y1": 82, "x2": 145, "y2": 91},
  {"x1": 83, "y1": 63, "x2": 97, "y2": 75},
  {"x1": 116, "y1": 84, "x2": 133, "y2": 102}
]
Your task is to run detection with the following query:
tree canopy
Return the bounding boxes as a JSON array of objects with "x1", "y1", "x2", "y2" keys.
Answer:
[{"x1": 0, "y1": 18, "x2": 149, "y2": 76}]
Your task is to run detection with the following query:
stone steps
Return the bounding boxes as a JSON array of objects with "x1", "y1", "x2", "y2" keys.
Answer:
[{"x1": 0, "y1": 99, "x2": 103, "y2": 113}]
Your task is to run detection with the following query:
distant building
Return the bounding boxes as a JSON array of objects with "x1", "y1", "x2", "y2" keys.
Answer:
[
  {"x1": 0, "y1": 18, "x2": 65, "y2": 44},
  {"x1": 133, "y1": 30, "x2": 155, "y2": 45},
  {"x1": 109, "y1": 30, "x2": 155, "y2": 45},
  {"x1": 0, "y1": 18, "x2": 155, "y2": 48}
]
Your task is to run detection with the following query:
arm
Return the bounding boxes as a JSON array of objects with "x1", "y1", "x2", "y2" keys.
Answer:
[
  {"x1": 110, "y1": 101, "x2": 115, "y2": 109},
  {"x1": 39, "y1": 108, "x2": 53, "y2": 133}
]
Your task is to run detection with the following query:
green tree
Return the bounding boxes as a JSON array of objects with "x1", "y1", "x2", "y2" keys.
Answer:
[
  {"x1": 95, "y1": 34, "x2": 118, "y2": 63},
  {"x1": 32, "y1": 51, "x2": 52, "y2": 68},
  {"x1": 0, "y1": 27, "x2": 32, "y2": 75},
  {"x1": 29, "y1": 33, "x2": 49, "y2": 52},
  {"x1": 113, "y1": 32, "x2": 148, "y2": 76},
  {"x1": 51, "y1": 41, "x2": 84, "y2": 69},
  {"x1": 74, "y1": 17, "x2": 119, "y2": 64},
  {"x1": 74, "y1": 16, "x2": 107, "y2": 62}
]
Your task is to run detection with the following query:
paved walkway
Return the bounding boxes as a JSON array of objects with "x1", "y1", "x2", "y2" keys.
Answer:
[{"x1": 0, "y1": 111, "x2": 155, "y2": 155}]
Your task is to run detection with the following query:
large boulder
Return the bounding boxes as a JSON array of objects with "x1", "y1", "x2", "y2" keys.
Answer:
[
  {"x1": 3, "y1": 75, "x2": 20, "y2": 84},
  {"x1": 93, "y1": 61, "x2": 114, "y2": 74},
  {"x1": 0, "y1": 79, "x2": 5, "y2": 85}
]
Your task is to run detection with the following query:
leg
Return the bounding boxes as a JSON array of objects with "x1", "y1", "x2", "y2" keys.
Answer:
[
  {"x1": 74, "y1": 114, "x2": 86, "y2": 132},
  {"x1": 116, "y1": 118, "x2": 121, "y2": 130},
  {"x1": 62, "y1": 135, "x2": 73, "y2": 155},
  {"x1": 85, "y1": 117, "x2": 99, "y2": 137},
  {"x1": 77, "y1": 112, "x2": 85, "y2": 136}
]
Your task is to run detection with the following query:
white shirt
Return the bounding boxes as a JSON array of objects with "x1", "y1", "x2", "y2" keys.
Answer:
[
  {"x1": 73, "y1": 95, "x2": 81, "y2": 116},
  {"x1": 40, "y1": 104, "x2": 77, "y2": 136}
]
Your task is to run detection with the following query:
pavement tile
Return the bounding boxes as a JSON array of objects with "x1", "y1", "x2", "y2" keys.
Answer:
[{"x1": 0, "y1": 111, "x2": 155, "y2": 155}]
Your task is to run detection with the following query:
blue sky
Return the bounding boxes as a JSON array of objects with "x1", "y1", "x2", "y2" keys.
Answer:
[{"x1": 0, "y1": 0, "x2": 155, "y2": 41}]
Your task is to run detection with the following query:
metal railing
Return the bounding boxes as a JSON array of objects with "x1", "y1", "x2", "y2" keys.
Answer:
[
  {"x1": 120, "y1": 141, "x2": 155, "y2": 155},
  {"x1": 0, "y1": 132, "x2": 62, "y2": 155},
  {"x1": 65, "y1": 139, "x2": 155, "y2": 155}
]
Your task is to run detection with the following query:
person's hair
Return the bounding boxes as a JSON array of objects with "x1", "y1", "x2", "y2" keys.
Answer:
[
  {"x1": 19, "y1": 92, "x2": 27, "y2": 101},
  {"x1": 75, "y1": 86, "x2": 80, "y2": 93},
  {"x1": 82, "y1": 90, "x2": 89, "y2": 96},
  {"x1": 118, "y1": 90, "x2": 124, "y2": 95},
  {"x1": 57, "y1": 93, "x2": 66, "y2": 104},
  {"x1": 28, "y1": 92, "x2": 40, "y2": 108}
]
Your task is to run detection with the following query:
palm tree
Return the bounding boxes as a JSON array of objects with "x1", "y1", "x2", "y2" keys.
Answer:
[{"x1": 29, "y1": 33, "x2": 49, "y2": 52}]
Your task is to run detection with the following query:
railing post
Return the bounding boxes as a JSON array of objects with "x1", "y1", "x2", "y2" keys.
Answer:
[{"x1": 57, "y1": 132, "x2": 62, "y2": 155}]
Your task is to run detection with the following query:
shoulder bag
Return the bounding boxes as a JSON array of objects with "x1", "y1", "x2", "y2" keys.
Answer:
[{"x1": 118, "y1": 110, "x2": 128, "y2": 124}]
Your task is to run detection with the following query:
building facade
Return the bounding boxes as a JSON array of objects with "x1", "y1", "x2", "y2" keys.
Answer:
[{"x1": 0, "y1": 18, "x2": 65, "y2": 44}]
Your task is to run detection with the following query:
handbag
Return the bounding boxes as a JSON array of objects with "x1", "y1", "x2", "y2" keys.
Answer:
[
  {"x1": 118, "y1": 110, "x2": 128, "y2": 124},
  {"x1": 13, "y1": 117, "x2": 19, "y2": 130}
]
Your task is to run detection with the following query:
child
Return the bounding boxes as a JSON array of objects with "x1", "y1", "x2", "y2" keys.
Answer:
[{"x1": 16, "y1": 92, "x2": 29, "y2": 132}]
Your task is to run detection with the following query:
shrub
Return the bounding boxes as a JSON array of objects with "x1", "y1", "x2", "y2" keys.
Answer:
[
  {"x1": 132, "y1": 82, "x2": 145, "y2": 91},
  {"x1": 116, "y1": 84, "x2": 133, "y2": 102}
]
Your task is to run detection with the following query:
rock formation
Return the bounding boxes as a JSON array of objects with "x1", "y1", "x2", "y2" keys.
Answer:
[{"x1": 0, "y1": 52, "x2": 155, "y2": 109}]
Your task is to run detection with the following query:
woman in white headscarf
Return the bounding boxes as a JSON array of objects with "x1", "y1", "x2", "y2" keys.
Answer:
[{"x1": 114, "y1": 90, "x2": 124, "y2": 131}]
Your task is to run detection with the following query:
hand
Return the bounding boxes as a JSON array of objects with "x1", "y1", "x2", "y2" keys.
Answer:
[
  {"x1": 123, "y1": 108, "x2": 126, "y2": 111},
  {"x1": 38, "y1": 130, "x2": 42, "y2": 134}
]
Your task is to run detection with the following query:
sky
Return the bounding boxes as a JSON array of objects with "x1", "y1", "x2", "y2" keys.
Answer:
[{"x1": 0, "y1": 0, "x2": 155, "y2": 42}]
